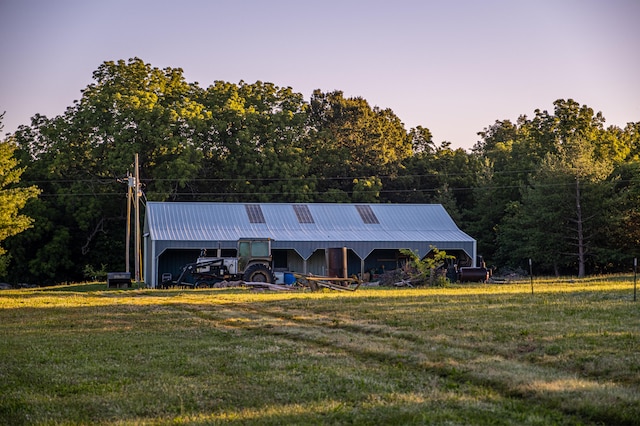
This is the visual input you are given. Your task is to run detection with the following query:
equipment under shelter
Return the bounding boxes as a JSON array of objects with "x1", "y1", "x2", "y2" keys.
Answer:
[{"x1": 143, "y1": 202, "x2": 477, "y2": 288}]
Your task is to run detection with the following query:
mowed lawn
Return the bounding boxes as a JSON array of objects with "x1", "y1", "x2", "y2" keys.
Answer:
[{"x1": 0, "y1": 279, "x2": 639, "y2": 425}]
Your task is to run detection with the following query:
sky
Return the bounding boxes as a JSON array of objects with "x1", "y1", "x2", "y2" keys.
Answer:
[{"x1": 1, "y1": 0, "x2": 639, "y2": 151}]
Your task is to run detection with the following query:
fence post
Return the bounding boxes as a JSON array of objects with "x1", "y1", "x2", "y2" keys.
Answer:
[
  {"x1": 529, "y1": 258, "x2": 534, "y2": 295},
  {"x1": 634, "y1": 258, "x2": 637, "y2": 302}
]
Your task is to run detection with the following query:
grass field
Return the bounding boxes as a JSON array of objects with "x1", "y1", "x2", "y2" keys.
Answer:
[{"x1": 0, "y1": 278, "x2": 639, "y2": 425}]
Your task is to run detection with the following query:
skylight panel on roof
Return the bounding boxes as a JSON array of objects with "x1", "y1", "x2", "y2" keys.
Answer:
[
  {"x1": 355, "y1": 205, "x2": 380, "y2": 224},
  {"x1": 245, "y1": 204, "x2": 266, "y2": 223},
  {"x1": 293, "y1": 205, "x2": 314, "y2": 223}
]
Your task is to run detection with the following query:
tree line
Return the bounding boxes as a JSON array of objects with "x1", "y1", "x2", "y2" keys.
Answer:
[{"x1": 1, "y1": 57, "x2": 639, "y2": 284}]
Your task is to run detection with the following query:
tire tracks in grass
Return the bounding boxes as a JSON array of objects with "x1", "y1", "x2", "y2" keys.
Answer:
[{"x1": 169, "y1": 299, "x2": 639, "y2": 425}]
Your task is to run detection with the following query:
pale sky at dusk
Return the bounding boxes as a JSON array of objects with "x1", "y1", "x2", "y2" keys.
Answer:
[{"x1": 1, "y1": 0, "x2": 638, "y2": 150}]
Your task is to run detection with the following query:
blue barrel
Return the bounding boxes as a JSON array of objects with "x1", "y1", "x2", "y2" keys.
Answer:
[{"x1": 284, "y1": 273, "x2": 296, "y2": 285}]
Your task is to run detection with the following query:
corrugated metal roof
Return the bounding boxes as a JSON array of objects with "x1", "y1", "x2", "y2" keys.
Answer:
[
  {"x1": 145, "y1": 202, "x2": 473, "y2": 245},
  {"x1": 143, "y1": 202, "x2": 478, "y2": 286}
]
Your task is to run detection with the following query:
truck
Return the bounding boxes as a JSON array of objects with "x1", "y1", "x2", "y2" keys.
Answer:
[{"x1": 160, "y1": 238, "x2": 276, "y2": 288}]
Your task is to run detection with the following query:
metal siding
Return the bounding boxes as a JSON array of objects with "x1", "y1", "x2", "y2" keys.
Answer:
[
  {"x1": 145, "y1": 202, "x2": 477, "y2": 279},
  {"x1": 158, "y1": 249, "x2": 202, "y2": 285},
  {"x1": 146, "y1": 203, "x2": 476, "y2": 243}
]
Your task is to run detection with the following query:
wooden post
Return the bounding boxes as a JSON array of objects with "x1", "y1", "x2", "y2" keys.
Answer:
[
  {"x1": 342, "y1": 246, "x2": 347, "y2": 279},
  {"x1": 134, "y1": 154, "x2": 141, "y2": 283},
  {"x1": 529, "y1": 258, "x2": 534, "y2": 295},
  {"x1": 634, "y1": 258, "x2": 637, "y2": 302},
  {"x1": 125, "y1": 175, "x2": 132, "y2": 273}
]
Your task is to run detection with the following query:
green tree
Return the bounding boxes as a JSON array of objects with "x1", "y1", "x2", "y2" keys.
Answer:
[
  {"x1": 621, "y1": 122, "x2": 640, "y2": 161},
  {"x1": 384, "y1": 127, "x2": 438, "y2": 204},
  {"x1": 306, "y1": 90, "x2": 412, "y2": 200},
  {"x1": 352, "y1": 176, "x2": 382, "y2": 203},
  {"x1": 400, "y1": 247, "x2": 453, "y2": 286},
  {"x1": 470, "y1": 118, "x2": 533, "y2": 262},
  {"x1": 68, "y1": 58, "x2": 206, "y2": 201},
  {"x1": 601, "y1": 160, "x2": 640, "y2": 267},
  {"x1": 9, "y1": 58, "x2": 207, "y2": 283},
  {"x1": 384, "y1": 132, "x2": 483, "y2": 231},
  {"x1": 193, "y1": 80, "x2": 313, "y2": 202},
  {"x1": 497, "y1": 136, "x2": 613, "y2": 277},
  {"x1": 0, "y1": 114, "x2": 41, "y2": 276},
  {"x1": 473, "y1": 99, "x2": 625, "y2": 271}
]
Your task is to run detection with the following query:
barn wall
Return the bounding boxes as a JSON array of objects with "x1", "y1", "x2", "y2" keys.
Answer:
[
  {"x1": 143, "y1": 203, "x2": 478, "y2": 287},
  {"x1": 157, "y1": 249, "x2": 201, "y2": 286}
]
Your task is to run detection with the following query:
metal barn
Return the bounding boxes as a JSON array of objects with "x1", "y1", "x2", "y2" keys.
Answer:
[{"x1": 143, "y1": 202, "x2": 477, "y2": 288}]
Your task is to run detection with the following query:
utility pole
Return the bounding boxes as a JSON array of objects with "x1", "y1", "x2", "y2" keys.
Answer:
[
  {"x1": 134, "y1": 153, "x2": 141, "y2": 283},
  {"x1": 124, "y1": 154, "x2": 142, "y2": 283},
  {"x1": 125, "y1": 174, "x2": 133, "y2": 273}
]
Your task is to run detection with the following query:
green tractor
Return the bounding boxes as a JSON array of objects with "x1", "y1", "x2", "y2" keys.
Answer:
[{"x1": 162, "y1": 238, "x2": 276, "y2": 288}]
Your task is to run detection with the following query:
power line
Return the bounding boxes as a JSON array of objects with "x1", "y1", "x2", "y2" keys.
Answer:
[
  {"x1": 32, "y1": 179, "x2": 629, "y2": 198},
  {"x1": 16, "y1": 169, "x2": 551, "y2": 186}
]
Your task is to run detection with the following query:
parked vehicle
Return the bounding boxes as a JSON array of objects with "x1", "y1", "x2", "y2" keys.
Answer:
[{"x1": 160, "y1": 238, "x2": 275, "y2": 288}]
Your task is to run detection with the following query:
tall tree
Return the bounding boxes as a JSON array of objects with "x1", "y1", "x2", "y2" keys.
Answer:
[
  {"x1": 497, "y1": 136, "x2": 613, "y2": 276},
  {"x1": 621, "y1": 122, "x2": 640, "y2": 161},
  {"x1": 390, "y1": 140, "x2": 482, "y2": 225},
  {"x1": 69, "y1": 58, "x2": 206, "y2": 200},
  {"x1": 473, "y1": 99, "x2": 625, "y2": 270},
  {"x1": 193, "y1": 81, "x2": 313, "y2": 202},
  {"x1": 10, "y1": 58, "x2": 208, "y2": 283},
  {"x1": 470, "y1": 118, "x2": 529, "y2": 262},
  {"x1": 306, "y1": 90, "x2": 412, "y2": 200},
  {"x1": 600, "y1": 160, "x2": 640, "y2": 268},
  {"x1": 0, "y1": 114, "x2": 41, "y2": 277},
  {"x1": 384, "y1": 126, "x2": 437, "y2": 204}
]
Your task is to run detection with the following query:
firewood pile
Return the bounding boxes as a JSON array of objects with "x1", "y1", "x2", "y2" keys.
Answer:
[
  {"x1": 207, "y1": 280, "x2": 296, "y2": 291},
  {"x1": 372, "y1": 264, "x2": 425, "y2": 286},
  {"x1": 375, "y1": 264, "x2": 446, "y2": 287},
  {"x1": 293, "y1": 273, "x2": 362, "y2": 292},
  {"x1": 205, "y1": 275, "x2": 362, "y2": 292}
]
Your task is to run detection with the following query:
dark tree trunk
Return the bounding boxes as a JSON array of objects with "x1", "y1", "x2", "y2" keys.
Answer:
[{"x1": 575, "y1": 179, "x2": 586, "y2": 278}]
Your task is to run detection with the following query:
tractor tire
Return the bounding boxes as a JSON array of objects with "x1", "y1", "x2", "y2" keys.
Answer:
[{"x1": 243, "y1": 264, "x2": 276, "y2": 283}]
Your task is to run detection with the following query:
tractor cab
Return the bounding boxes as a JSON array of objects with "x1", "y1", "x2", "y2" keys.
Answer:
[{"x1": 238, "y1": 238, "x2": 272, "y2": 271}]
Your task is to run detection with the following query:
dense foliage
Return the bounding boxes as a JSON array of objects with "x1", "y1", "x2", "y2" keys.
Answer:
[
  {"x1": 0, "y1": 114, "x2": 41, "y2": 276},
  {"x1": 2, "y1": 58, "x2": 639, "y2": 283}
]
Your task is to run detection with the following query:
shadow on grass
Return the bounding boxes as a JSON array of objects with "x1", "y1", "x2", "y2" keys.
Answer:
[
  {"x1": 0, "y1": 303, "x2": 577, "y2": 426},
  {"x1": 1, "y1": 285, "x2": 638, "y2": 425}
]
